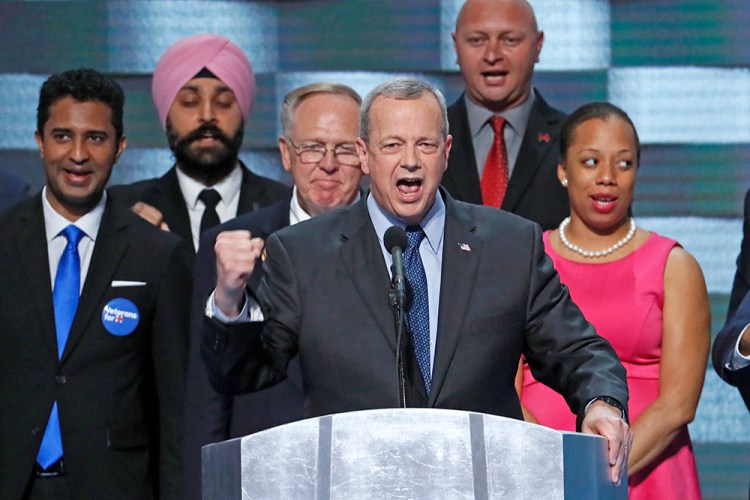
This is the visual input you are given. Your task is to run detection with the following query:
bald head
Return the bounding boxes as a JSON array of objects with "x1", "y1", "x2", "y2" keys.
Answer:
[
  {"x1": 456, "y1": 0, "x2": 538, "y2": 32},
  {"x1": 453, "y1": 0, "x2": 543, "y2": 112}
]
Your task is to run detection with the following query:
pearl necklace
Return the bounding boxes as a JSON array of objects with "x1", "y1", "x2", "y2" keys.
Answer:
[{"x1": 558, "y1": 217, "x2": 637, "y2": 258}]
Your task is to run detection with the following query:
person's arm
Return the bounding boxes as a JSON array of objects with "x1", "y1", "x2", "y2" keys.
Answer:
[
  {"x1": 627, "y1": 247, "x2": 710, "y2": 476},
  {"x1": 151, "y1": 240, "x2": 193, "y2": 499},
  {"x1": 714, "y1": 290, "x2": 750, "y2": 386},
  {"x1": 522, "y1": 223, "x2": 630, "y2": 483},
  {"x1": 727, "y1": 188, "x2": 750, "y2": 319},
  {"x1": 201, "y1": 232, "x2": 299, "y2": 395},
  {"x1": 183, "y1": 231, "x2": 232, "y2": 500},
  {"x1": 514, "y1": 358, "x2": 539, "y2": 424}
]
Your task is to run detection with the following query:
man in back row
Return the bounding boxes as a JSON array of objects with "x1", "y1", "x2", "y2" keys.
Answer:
[
  {"x1": 183, "y1": 82, "x2": 363, "y2": 499},
  {"x1": 442, "y1": 0, "x2": 568, "y2": 230},
  {"x1": 203, "y1": 76, "x2": 632, "y2": 484},
  {"x1": 110, "y1": 34, "x2": 288, "y2": 253}
]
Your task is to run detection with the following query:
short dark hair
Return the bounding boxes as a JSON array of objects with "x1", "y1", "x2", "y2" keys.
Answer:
[
  {"x1": 560, "y1": 102, "x2": 640, "y2": 164},
  {"x1": 37, "y1": 68, "x2": 125, "y2": 139}
]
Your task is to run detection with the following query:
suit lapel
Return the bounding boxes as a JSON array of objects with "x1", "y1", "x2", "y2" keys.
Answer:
[
  {"x1": 16, "y1": 199, "x2": 58, "y2": 359},
  {"x1": 502, "y1": 94, "x2": 561, "y2": 211},
  {"x1": 144, "y1": 167, "x2": 193, "y2": 246},
  {"x1": 61, "y1": 201, "x2": 130, "y2": 363},
  {"x1": 237, "y1": 163, "x2": 265, "y2": 214},
  {"x1": 444, "y1": 96, "x2": 483, "y2": 204},
  {"x1": 339, "y1": 199, "x2": 397, "y2": 353},
  {"x1": 429, "y1": 196, "x2": 481, "y2": 404}
]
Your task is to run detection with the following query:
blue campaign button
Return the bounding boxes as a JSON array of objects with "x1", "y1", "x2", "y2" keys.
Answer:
[{"x1": 101, "y1": 298, "x2": 140, "y2": 336}]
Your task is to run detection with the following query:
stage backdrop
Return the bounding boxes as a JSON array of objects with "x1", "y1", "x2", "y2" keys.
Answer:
[{"x1": 0, "y1": 1, "x2": 747, "y2": 496}]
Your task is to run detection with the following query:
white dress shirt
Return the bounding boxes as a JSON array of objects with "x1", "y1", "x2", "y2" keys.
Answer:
[
  {"x1": 42, "y1": 187, "x2": 105, "y2": 293},
  {"x1": 175, "y1": 164, "x2": 243, "y2": 251}
]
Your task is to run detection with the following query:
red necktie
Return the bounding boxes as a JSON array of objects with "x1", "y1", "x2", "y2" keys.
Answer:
[{"x1": 481, "y1": 116, "x2": 508, "y2": 208}]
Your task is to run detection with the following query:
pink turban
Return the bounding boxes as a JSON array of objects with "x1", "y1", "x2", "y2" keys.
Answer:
[{"x1": 151, "y1": 33, "x2": 256, "y2": 129}]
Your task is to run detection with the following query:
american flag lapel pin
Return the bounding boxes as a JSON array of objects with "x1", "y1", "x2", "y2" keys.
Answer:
[
  {"x1": 459, "y1": 243, "x2": 471, "y2": 252},
  {"x1": 538, "y1": 132, "x2": 550, "y2": 143}
]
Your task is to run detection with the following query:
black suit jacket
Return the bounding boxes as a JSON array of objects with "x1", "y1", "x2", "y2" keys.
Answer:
[
  {"x1": 183, "y1": 196, "x2": 304, "y2": 500},
  {"x1": 108, "y1": 162, "x2": 290, "y2": 252},
  {"x1": 0, "y1": 196, "x2": 191, "y2": 499},
  {"x1": 202, "y1": 192, "x2": 627, "y2": 423},
  {"x1": 0, "y1": 169, "x2": 30, "y2": 213},
  {"x1": 441, "y1": 91, "x2": 569, "y2": 231},
  {"x1": 727, "y1": 188, "x2": 750, "y2": 319},
  {"x1": 715, "y1": 187, "x2": 750, "y2": 410}
]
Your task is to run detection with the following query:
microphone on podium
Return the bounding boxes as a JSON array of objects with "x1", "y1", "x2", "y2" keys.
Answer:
[
  {"x1": 384, "y1": 226, "x2": 409, "y2": 408},
  {"x1": 384, "y1": 226, "x2": 407, "y2": 308}
]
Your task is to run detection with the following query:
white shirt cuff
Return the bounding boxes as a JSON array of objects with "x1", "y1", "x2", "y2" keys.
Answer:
[
  {"x1": 729, "y1": 324, "x2": 750, "y2": 368},
  {"x1": 205, "y1": 289, "x2": 264, "y2": 323}
]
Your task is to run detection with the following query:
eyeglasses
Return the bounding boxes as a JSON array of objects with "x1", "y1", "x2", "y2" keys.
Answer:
[{"x1": 287, "y1": 139, "x2": 360, "y2": 166}]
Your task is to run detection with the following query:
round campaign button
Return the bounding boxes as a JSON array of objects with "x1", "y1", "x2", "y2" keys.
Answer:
[{"x1": 101, "y1": 298, "x2": 140, "y2": 336}]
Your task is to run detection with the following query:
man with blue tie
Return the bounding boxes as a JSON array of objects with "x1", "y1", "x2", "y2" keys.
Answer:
[
  {"x1": 0, "y1": 68, "x2": 190, "y2": 499},
  {"x1": 202, "y1": 77, "x2": 633, "y2": 484}
]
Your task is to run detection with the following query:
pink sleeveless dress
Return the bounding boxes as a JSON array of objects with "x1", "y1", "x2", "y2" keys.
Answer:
[{"x1": 521, "y1": 231, "x2": 701, "y2": 499}]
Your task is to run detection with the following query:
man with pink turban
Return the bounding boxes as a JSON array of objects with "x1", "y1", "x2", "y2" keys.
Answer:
[{"x1": 110, "y1": 33, "x2": 289, "y2": 254}]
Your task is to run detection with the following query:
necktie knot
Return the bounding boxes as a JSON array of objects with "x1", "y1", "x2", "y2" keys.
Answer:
[
  {"x1": 490, "y1": 115, "x2": 506, "y2": 135},
  {"x1": 61, "y1": 225, "x2": 84, "y2": 248},
  {"x1": 198, "y1": 188, "x2": 222, "y2": 209},
  {"x1": 405, "y1": 225, "x2": 425, "y2": 250},
  {"x1": 199, "y1": 189, "x2": 222, "y2": 235}
]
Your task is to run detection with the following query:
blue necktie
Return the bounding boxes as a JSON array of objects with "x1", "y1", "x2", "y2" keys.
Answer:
[
  {"x1": 38, "y1": 225, "x2": 84, "y2": 469},
  {"x1": 404, "y1": 225, "x2": 431, "y2": 393}
]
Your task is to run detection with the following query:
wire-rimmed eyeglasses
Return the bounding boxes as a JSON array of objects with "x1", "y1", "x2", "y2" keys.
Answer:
[{"x1": 287, "y1": 139, "x2": 360, "y2": 166}]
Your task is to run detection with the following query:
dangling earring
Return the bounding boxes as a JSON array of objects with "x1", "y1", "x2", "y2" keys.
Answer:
[{"x1": 561, "y1": 178, "x2": 568, "y2": 187}]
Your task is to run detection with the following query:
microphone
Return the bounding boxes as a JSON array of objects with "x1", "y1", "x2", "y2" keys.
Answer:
[
  {"x1": 384, "y1": 226, "x2": 408, "y2": 408},
  {"x1": 384, "y1": 226, "x2": 408, "y2": 307}
]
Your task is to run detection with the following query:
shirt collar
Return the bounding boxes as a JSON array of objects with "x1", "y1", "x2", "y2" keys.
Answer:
[
  {"x1": 464, "y1": 89, "x2": 536, "y2": 138},
  {"x1": 367, "y1": 190, "x2": 445, "y2": 255},
  {"x1": 289, "y1": 186, "x2": 362, "y2": 226},
  {"x1": 175, "y1": 162, "x2": 243, "y2": 209},
  {"x1": 42, "y1": 186, "x2": 105, "y2": 242},
  {"x1": 288, "y1": 185, "x2": 312, "y2": 226}
]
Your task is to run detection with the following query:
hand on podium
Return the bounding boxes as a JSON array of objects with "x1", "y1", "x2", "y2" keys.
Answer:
[{"x1": 581, "y1": 400, "x2": 633, "y2": 485}]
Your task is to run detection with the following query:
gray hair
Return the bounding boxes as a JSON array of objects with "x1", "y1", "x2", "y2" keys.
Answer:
[
  {"x1": 280, "y1": 82, "x2": 362, "y2": 137},
  {"x1": 359, "y1": 77, "x2": 449, "y2": 143}
]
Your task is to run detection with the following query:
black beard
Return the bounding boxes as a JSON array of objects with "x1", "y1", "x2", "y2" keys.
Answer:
[{"x1": 167, "y1": 121, "x2": 244, "y2": 185}]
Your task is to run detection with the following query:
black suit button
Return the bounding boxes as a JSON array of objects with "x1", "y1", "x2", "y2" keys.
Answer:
[
  {"x1": 31, "y1": 426, "x2": 41, "y2": 435},
  {"x1": 55, "y1": 375, "x2": 67, "y2": 384}
]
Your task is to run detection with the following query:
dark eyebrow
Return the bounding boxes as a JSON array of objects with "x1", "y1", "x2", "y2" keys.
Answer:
[
  {"x1": 179, "y1": 84, "x2": 233, "y2": 95},
  {"x1": 50, "y1": 127, "x2": 109, "y2": 136}
]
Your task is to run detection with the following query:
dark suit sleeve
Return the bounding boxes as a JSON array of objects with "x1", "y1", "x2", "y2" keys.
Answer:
[
  {"x1": 713, "y1": 299, "x2": 750, "y2": 387},
  {"x1": 201, "y1": 232, "x2": 296, "y2": 395},
  {"x1": 150, "y1": 239, "x2": 192, "y2": 499},
  {"x1": 728, "y1": 188, "x2": 750, "y2": 320},
  {"x1": 183, "y1": 231, "x2": 232, "y2": 500},
  {"x1": 522, "y1": 224, "x2": 629, "y2": 420}
]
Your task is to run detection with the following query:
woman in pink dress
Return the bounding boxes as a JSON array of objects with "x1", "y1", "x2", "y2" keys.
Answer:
[{"x1": 518, "y1": 102, "x2": 710, "y2": 499}]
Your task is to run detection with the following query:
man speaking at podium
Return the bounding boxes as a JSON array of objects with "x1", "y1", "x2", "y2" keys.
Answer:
[{"x1": 202, "y1": 77, "x2": 632, "y2": 483}]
